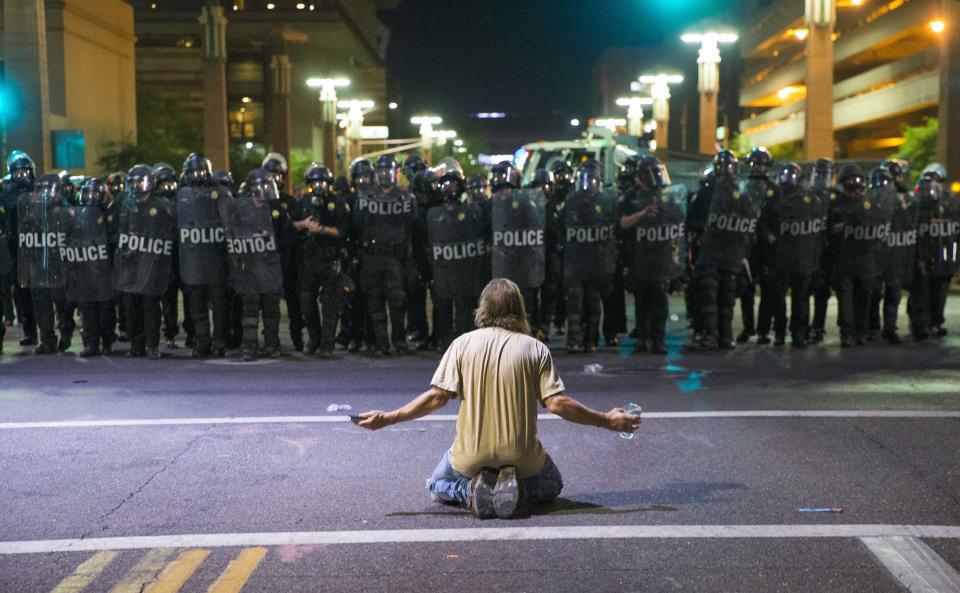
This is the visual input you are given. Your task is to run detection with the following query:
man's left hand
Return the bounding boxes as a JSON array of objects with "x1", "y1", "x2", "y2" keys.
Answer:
[{"x1": 357, "y1": 410, "x2": 393, "y2": 430}]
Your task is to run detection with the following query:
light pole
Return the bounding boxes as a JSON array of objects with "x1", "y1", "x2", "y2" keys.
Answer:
[
  {"x1": 681, "y1": 31, "x2": 737, "y2": 155},
  {"x1": 430, "y1": 129, "x2": 457, "y2": 158},
  {"x1": 635, "y1": 74, "x2": 684, "y2": 150},
  {"x1": 339, "y1": 99, "x2": 374, "y2": 167},
  {"x1": 804, "y1": 0, "x2": 836, "y2": 160},
  {"x1": 411, "y1": 115, "x2": 442, "y2": 164},
  {"x1": 307, "y1": 77, "x2": 349, "y2": 169},
  {"x1": 615, "y1": 97, "x2": 653, "y2": 137},
  {"x1": 936, "y1": 1, "x2": 959, "y2": 186}
]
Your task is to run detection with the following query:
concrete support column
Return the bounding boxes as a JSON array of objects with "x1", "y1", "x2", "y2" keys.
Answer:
[
  {"x1": 200, "y1": 4, "x2": 230, "y2": 171},
  {"x1": 937, "y1": 0, "x2": 960, "y2": 184},
  {"x1": 312, "y1": 92, "x2": 338, "y2": 170},
  {"x1": 3, "y1": 0, "x2": 51, "y2": 171},
  {"x1": 804, "y1": 0, "x2": 835, "y2": 161},
  {"x1": 266, "y1": 53, "x2": 292, "y2": 160},
  {"x1": 698, "y1": 92, "x2": 717, "y2": 155}
]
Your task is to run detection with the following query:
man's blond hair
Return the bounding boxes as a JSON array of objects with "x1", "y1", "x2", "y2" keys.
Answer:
[{"x1": 473, "y1": 278, "x2": 531, "y2": 334}]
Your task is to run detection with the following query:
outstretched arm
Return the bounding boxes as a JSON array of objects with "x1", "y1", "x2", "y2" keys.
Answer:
[
  {"x1": 357, "y1": 386, "x2": 455, "y2": 430},
  {"x1": 545, "y1": 394, "x2": 641, "y2": 433}
]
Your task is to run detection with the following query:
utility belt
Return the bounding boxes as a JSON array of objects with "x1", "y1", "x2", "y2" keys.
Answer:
[{"x1": 361, "y1": 241, "x2": 407, "y2": 257}]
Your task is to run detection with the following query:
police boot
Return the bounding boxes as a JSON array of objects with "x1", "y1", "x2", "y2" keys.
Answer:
[
  {"x1": 634, "y1": 339, "x2": 648, "y2": 353},
  {"x1": 791, "y1": 333, "x2": 808, "y2": 348},
  {"x1": 58, "y1": 331, "x2": 73, "y2": 353},
  {"x1": 882, "y1": 329, "x2": 901, "y2": 344},
  {"x1": 241, "y1": 348, "x2": 257, "y2": 362},
  {"x1": 649, "y1": 341, "x2": 668, "y2": 355},
  {"x1": 736, "y1": 330, "x2": 754, "y2": 344},
  {"x1": 304, "y1": 339, "x2": 319, "y2": 355},
  {"x1": 35, "y1": 341, "x2": 58, "y2": 355},
  {"x1": 773, "y1": 333, "x2": 785, "y2": 346},
  {"x1": 79, "y1": 343, "x2": 100, "y2": 357},
  {"x1": 20, "y1": 334, "x2": 37, "y2": 346},
  {"x1": 840, "y1": 332, "x2": 854, "y2": 348},
  {"x1": 192, "y1": 339, "x2": 212, "y2": 358},
  {"x1": 146, "y1": 347, "x2": 161, "y2": 360},
  {"x1": 102, "y1": 339, "x2": 114, "y2": 355},
  {"x1": 756, "y1": 334, "x2": 771, "y2": 345}
]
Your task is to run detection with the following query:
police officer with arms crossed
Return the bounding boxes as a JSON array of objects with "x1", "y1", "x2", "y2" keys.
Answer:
[{"x1": 297, "y1": 163, "x2": 352, "y2": 357}]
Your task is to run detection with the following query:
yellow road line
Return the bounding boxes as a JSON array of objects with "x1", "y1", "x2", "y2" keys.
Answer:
[
  {"x1": 108, "y1": 548, "x2": 175, "y2": 593},
  {"x1": 206, "y1": 547, "x2": 268, "y2": 593},
  {"x1": 144, "y1": 549, "x2": 211, "y2": 593},
  {"x1": 49, "y1": 550, "x2": 119, "y2": 593}
]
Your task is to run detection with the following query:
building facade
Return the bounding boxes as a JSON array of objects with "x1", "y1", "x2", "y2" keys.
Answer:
[
  {"x1": 1, "y1": 0, "x2": 137, "y2": 175},
  {"x1": 738, "y1": 0, "x2": 943, "y2": 159},
  {"x1": 131, "y1": 0, "x2": 395, "y2": 169}
]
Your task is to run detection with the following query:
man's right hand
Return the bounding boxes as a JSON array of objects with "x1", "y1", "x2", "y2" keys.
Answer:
[{"x1": 603, "y1": 408, "x2": 642, "y2": 433}]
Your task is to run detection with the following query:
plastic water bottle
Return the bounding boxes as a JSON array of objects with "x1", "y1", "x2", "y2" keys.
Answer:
[{"x1": 620, "y1": 402, "x2": 642, "y2": 440}]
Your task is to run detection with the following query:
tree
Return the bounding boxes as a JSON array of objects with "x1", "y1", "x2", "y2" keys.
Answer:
[
  {"x1": 97, "y1": 90, "x2": 203, "y2": 176},
  {"x1": 893, "y1": 117, "x2": 939, "y2": 182}
]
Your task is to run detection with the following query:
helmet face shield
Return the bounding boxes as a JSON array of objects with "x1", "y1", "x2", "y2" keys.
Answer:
[
  {"x1": 307, "y1": 179, "x2": 332, "y2": 196},
  {"x1": 127, "y1": 173, "x2": 154, "y2": 198},
  {"x1": 841, "y1": 175, "x2": 866, "y2": 194},
  {"x1": 248, "y1": 178, "x2": 278, "y2": 203},
  {"x1": 37, "y1": 178, "x2": 62, "y2": 203},
  {"x1": 576, "y1": 169, "x2": 601, "y2": 193},
  {"x1": 374, "y1": 165, "x2": 398, "y2": 189},
  {"x1": 810, "y1": 167, "x2": 834, "y2": 190},
  {"x1": 778, "y1": 165, "x2": 802, "y2": 189},
  {"x1": 79, "y1": 180, "x2": 106, "y2": 207},
  {"x1": 11, "y1": 167, "x2": 32, "y2": 182}
]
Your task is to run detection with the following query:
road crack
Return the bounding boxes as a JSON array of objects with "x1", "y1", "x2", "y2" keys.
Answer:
[{"x1": 86, "y1": 426, "x2": 214, "y2": 536}]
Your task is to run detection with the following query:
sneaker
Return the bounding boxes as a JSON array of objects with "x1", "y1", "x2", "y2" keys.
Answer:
[
  {"x1": 492, "y1": 466, "x2": 523, "y2": 519},
  {"x1": 469, "y1": 467, "x2": 498, "y2": 519}
]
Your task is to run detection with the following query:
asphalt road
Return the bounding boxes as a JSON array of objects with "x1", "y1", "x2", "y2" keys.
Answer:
[{"x1": 1, "y1": 296, "x2": 959, "y2": 592}]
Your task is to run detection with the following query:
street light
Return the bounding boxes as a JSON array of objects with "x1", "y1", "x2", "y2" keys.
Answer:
[
  {"x1": 615, "y1": 96, "x2": 654, "y2": 137},
  {"x1": 339, "y1": 99, "x2": 374, "y2": 166},
  {"x1": 681, "y1": 30, "x2": 738, "y2": 154},
  {"x1": 307, "y1": 77, "x2": 350, "y2": 169},
  {"x1": 411, "y1": 115, "x2": 442, "y2": 163},
  {"x1": 634, "y1": 73, "x2": 684, "y2": 149}
]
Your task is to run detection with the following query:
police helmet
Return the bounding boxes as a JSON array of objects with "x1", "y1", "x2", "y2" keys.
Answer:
[
  {"x1": 245, "y1": 168, "x2": 279, "y2": 202},
  {"x1": 490, "y1": 161, "x2": 520, "y2": 191}
]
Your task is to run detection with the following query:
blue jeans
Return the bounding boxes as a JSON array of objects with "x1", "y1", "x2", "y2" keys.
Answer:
[{"x1": 426, "y1": 450, "x2": 563, "y2": 507}]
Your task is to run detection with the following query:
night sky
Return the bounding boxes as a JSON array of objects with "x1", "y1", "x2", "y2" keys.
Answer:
[{"x1": 383, "y1": 0, "x2": 735, "y2": 149}]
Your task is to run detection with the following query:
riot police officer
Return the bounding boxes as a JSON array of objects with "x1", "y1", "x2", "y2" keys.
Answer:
[
  {"x1": 831, "y1": 165, "x2": 890, "y2": 347},
  {"x1": 738, "y1": 147, "x2": 779, "y2": 344},
  {"x1": 870, "y1": 161, "x2": 917, "y2": 344},
  {"x1": 342, "y1": 159, "x2": 376, "y2": 353},
  {"x1": 153, "y1": 163, "x2": 192, "y2": 349},
  {"x1": 427, "y1": 170, "x2": 489, "y2": 349},
  {"x1": 808, "y1": 158, "x2": 840, "y2": 343},
  {"x1": 352, "y1": 155, "x2": 418, "y2": 355},
  {"x1": 220, "y1": 169, "x2": 285, "y2": 361},
  {"x1": 684, "y1": 164, "x2": 716, "y2": 342},
  {"x1": 178, "y1": 153, "x2": 229, "y2": 357},
  {"x1": 489, "y1": 160, "x2": 545, "y2": 335},
  {"x1": 18, "y1": 173, "x2": 71, "y2": 354},
  {"x1": 561, "y1": 161, "x2": 618, "y2": 353},
  {"x1": 263, "y1": 152, "x2": 305, "y2": 351},
  {"x1": 62, "y1": 179, "x2": 116, "y2": 356},
  {"x1": 619, "y1": 156, "x2": 685, "y2": 354},
  {"x1": 113, "y1": 164, "x2": 177, "y2": 359},
  {"x1": 466, "y1": 174, "x2": 490, "y2": 207},
  {"x1": 910, "y1": 168, "x2": 958, "y2": 339},
  {"x1": 530, "y1": 168, "x2": 561, "y2": 341},
  {"x1": 1, "y1": 151, "x2": 38, "y2": 350},
  {"x1": 298, "y1": 163, "x2": 352, "y2": 356},
  {"x1": 762, "y1": 163, "x2": 826, "y2": 346},
  {"x1": 105, "y1": 171, "x2": 128, "y2": 342},
  {"x1": 692, "y1": 150, "x2": 760, "y2": 350},
  {"x1": 405, "y1": 154, "x2": 436, "y2": 348}
]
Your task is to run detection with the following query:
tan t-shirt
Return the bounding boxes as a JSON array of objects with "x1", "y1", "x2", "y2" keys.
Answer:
[{"x1": 430, "y1": 327, "x2": 566, "y2": 479}]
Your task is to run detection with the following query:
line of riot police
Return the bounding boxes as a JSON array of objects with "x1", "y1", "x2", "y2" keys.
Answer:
[{"x1": 2, "y1": 146, "x2": 956, "y2": 360}]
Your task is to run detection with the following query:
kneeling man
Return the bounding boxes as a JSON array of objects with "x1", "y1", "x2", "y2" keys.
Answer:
[{"x1": 357, "y1": 278, "x2": 641, "y2": 518}]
